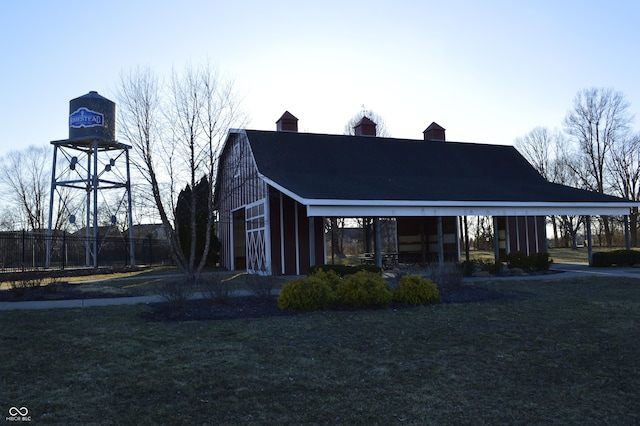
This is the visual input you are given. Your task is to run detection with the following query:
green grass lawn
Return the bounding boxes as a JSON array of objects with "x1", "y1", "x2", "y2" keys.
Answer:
[
  {"x1": 2, "y1": 276, "x2": 640, "y2": 424},
  {"x1": 0, "y1": 268, "x2": 285, "y2": 299}
]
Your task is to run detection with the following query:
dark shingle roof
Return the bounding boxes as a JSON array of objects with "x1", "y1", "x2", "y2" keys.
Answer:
[{"x1": 245, "y1": 130, "x2": 625, "y2": 204}]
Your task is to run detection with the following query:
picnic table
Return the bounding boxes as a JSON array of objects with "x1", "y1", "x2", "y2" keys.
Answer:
[{"x1": 358, "y1": 253, "x2": 398, "y2": 269}]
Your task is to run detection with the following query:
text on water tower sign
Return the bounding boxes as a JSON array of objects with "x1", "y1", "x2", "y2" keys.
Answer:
[{"x1": 69, "y1": 107, "x2": 104, "y2": 128}]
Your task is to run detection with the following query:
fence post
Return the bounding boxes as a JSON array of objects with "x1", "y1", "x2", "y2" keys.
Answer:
[
  {"x1": 21, "y1": 229, "x2": 26, "y2": 272},
  {"x1": 62, "y1": 231, "x2": 67, "y2": 270}
]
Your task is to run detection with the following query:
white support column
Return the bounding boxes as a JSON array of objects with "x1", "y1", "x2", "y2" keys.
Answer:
[
  {"x1": 586, "y1": 215, "x2": 593, "y2": 265},
  {"x1": 322, "y1": 217, "x2": 328, "y2": 267},
  {"x1": 456, "y1": 216, "x2": 462, "y2": 263},
  {"x1": 625, "y1": 215, "x2": 631, "y2": 250},
  {"x1": 524, "y1": 215, "x2": 530, "y2": 256},
  {"x1": 374, "y1": 218, "x2": 382, "y2": 268},
  {"x1": 279, "y1": 193, "x2": 285, "y2": 275},
  {"x1": 534, "y1": 215, "x2": 539, "y2": 253},
  {"x1": 309, "y1": 217, "x2": 316, "y2": 268},
  {"x1": 437, "y1": 216, "x2": 444, "y2": 267},
  {"x1": 264, "y1": 196, "x2": 272, "y2": 275},
  {"x1": 492, "y1": 216, "x2": 499, "y2": 263},
  {"x1": 505, "y1": 216, "x2": 511, "y2": 255},
  {"x1": 294, "y1": 201, "x2": 300, "y2": 275},
  {"x1": 515, "y1": 217, "x2": 521, "y2": 252}
]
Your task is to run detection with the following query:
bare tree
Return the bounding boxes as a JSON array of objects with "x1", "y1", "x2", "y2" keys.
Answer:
[
  {"x1": 563, "y1": 88, "x2": 633, "y2": 245},
  {"x1": 515, "y1": 127, "x2": 569, "y2": 246},
  {"x1": 0, "y1": 146, "x2": 48, "y2": 230},
  {"x1": 608, "y1": 133, "x2": 640, "y2": 245},
  {"x1": 0, "y1": 146, "x2": 71, "y2": 232},
  {"x1": 116, "y1": 63, "x2": 245, "y2": 283},
  {"x1": 344, "y1": 108, "x2": 391, "y2": 137},
  {"x1": 514, "y1": 127, "x2": 556, "y2": 180}
]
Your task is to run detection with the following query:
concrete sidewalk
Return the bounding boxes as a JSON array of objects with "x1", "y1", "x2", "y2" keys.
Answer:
[
  {"x1": 1, "y1": 264, "x2": 639, "y2": 311},
  {"x1": 0, "y1": 294, "x2": 165, "y2": 311}
]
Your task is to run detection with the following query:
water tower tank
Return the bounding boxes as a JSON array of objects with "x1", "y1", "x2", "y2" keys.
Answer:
[{"x1": 68, "y1": 91, "x2": 116, "y2": 141}]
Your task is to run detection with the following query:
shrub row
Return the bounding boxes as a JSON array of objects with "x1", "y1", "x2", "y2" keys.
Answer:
[
  {"x1": 460, "y1": 259, "x2": 503, "y2": 276},
  {"x1": 278, "y1": 270, "x2": 440, "y2": 312},
  {"x1": 591, "y1": 250, "x2": 640, "y2": 267},
  {"x1": 307, "y1": 264, "x2": 382, "y2": 276},
  {"x1": 506, "y1": 252, "x2": 552, "y2": 271},
  {"x1": 460, "y1": 252, "x2": 552, "y2": 276}
]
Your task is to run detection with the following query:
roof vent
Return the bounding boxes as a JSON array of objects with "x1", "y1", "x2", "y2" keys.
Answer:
[
  {"x1": 354, "y1": 116, "x2": 377, "y2": 137},
  {"x1": 276, "y1": 111, "x2": 298, "y2": 132},
  {"x1": 423, "y1": 122, "x2": 446, "y2": 141}
]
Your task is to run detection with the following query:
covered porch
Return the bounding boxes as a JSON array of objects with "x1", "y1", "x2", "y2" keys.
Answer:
[{"x1": 312, "y1": 200, "x2": 634, "y2": 269}]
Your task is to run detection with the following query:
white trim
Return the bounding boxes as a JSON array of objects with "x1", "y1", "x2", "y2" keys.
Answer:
[
  {"x1": 305, "y1": 204, "x2": 632, "y2": 217},
  {"x1": 304, "y1": 199, "x2": 637, "y2": 208},
  {"x1": 245, "y1": 199, "x2": 269, "y2": 275},
  {"x1": 259, "y1": 175, "x2": 307, "y2": 205},
  {"x1": 256, "y1": 172, "x2": 637, "y2": 216}
]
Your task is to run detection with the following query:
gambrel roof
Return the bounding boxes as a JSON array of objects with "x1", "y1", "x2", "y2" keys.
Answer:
[{"x1": 219, "y1": 129, "x2": 637, "y2": 217}]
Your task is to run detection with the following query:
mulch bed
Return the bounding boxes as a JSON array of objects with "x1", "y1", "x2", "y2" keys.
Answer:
[
  {"x1": 1, "y1": 276, "x2": 520, "y2": 322},
  {"x1": 140, "y1": 286, "x2": 519, "y2": 322}
]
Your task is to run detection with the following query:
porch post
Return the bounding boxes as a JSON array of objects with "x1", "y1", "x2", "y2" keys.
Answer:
[
  {"x1": 294, "y1": 201, "x2": 300, "y2": 275},
  {"x1": 309, "y1": 217, "x2": 316, "y2": 267},
  {"x1": 374, "y1": 218, "x2": 382, "y2": 268},
  {"x1": 493, "y1": 216, "x2": 500, "y2": 263},
  {"x1": 437, "y1": 216, "x2": 444, "y2": 267},
  {"x1": 586, "y1": 215, "x2": 593, "y2": 266},
  {"x1": 625, "y1": 215, "x2": 631, "y2": 250},
  {"x1": 463, "y1": 216, "x2": 470, "y2": 262},
  {"x1": 279, "y1": 193, "x2": 285, "y2": 275}
]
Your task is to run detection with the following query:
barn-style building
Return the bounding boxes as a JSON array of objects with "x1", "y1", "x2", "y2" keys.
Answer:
[{"x1": 213, "y1": 112, "x2": 635, "y2": 275}]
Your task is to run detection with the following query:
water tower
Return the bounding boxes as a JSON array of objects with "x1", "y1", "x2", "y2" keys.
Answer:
[{"x1": 46, "y1": 91, "x2": 135, "y2": 268}]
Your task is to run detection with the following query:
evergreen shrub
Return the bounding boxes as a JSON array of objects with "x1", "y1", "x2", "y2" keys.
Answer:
[
  {"x1": 309, "y1": 269, "x2": 342, "y2": 290},
  {"x1": 392, "y1": 275, "x2": 441, "y2": 305},
  {"x1": 506, "y1": 252, "x2": 552, "y2": 271},
  {"x1": 336, "y1": 270, "x2": 391, "y2": 309},
  {"x1": 591, "y1": 250, "x2": 640, "y2": 267},
  {"x1": 277, "y1": 276, "x2": 337, "y2": 312}
]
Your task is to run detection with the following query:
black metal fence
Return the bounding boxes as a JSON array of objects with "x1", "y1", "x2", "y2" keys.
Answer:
[{"x1": 0, "y1": 231, "x2": 174, "y2": 272}]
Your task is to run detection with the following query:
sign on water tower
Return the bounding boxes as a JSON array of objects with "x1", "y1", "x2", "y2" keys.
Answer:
[{"x1": 69, "y1": 107, "x2": 104, "y2": 128}]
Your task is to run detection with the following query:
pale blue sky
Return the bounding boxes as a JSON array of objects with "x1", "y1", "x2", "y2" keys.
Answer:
[{"x1": 0, "y1": 0, "x2": 638, "y2": 158}]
